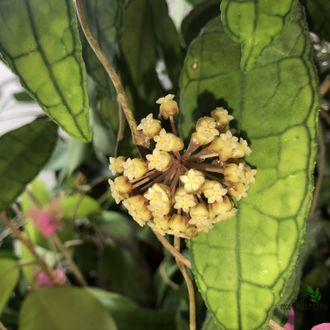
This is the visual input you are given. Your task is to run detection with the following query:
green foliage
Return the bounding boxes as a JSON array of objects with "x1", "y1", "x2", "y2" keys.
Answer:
[
  {"x1": 0, "y1": 0, "x2": 91, "y2": 141},
  {"x1": 302, "y1": 0, "x2": 330, "y2": 41},
  {"x1": 19, "y1": 287, "x2": 117, "y2": 330},
  {"x1": 180, "y1": 3, "x2": 317, "y2": 328},
  {"x1": 0, "y1": 258, "x2": 19, "y2": 315},
  {"x1": 0, "y1": 120, "x2": 57, "y2": 211},
  {"x1": 88, "y1": 288, "x2": 176, "y2": 330},
  {"x1": 221, "y1": 0, "x2": 295, "y2": 71}
]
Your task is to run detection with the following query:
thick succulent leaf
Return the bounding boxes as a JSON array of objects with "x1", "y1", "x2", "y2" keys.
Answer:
[
  {"x1": 0, "y1": 258, "x2": 20, "y2": 315},
  {"x1": 0, "y1": 120, "x2": 57, "y2": 211},
  {"x1": 88, "y1": 288, "x2": 176, "y2": 330},
  {"x1": 221, "y1": 0, "x2": 295, "y2": 71},
  {"x1": 302, "y1": 0, "x2": 330, "y2": 41},
  {"x1": 180, "y1": 7, "x2": 317, "y2": 330},
  {"x1": 181, "y1": 0, "x2": 219, "y2": 47},
  {"x1": 0, "y1": 0, "x2": 91, "y2": 142},
  {"x1": 19, "y1": 287, "x2": 117, "y2": 330}
]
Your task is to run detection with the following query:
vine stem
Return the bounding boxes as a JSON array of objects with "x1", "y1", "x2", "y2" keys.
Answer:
[
  {"x1": 52, "y1": 234, "x2": 87, "y2": 287},
  {"x1": 75, "y1": 0, "x2": 148, "y2": 148},
  {"x1": 174, "y1": 237, "x2": 196, "y2": 330},
  {"x1": 0, "y1": 212, "x2": 59, "y2": 284},
  {"x1": 151, "y1": 229, "x2": 192, "y2": 269}
]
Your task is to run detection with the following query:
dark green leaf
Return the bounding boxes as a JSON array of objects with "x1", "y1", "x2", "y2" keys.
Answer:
[
  {"x1": 302, "y1": 0, "x2": 330, "y2": 41},
  {"x1": 19, "y1": 287, "x2": 117, "y2": 330},
  {"x1": 180, "y1": 5, "x2": 317, "y2": 328},
  {"x1": 0, "y1": 120, "x2": 57, "y2": 211},
  {"x1": 121, "y1": 0, "x2": 161, "y2": 107},
  {"x1": 221, "y1": 0, "x2": 295, "y2": 71},
  {"x1": 88, "y1": 288, "x2": 176, "y2": 330},
  {"x1": 0, "y1": 0, "x2": 91, "y2": 141},
  {"x1": 12, "y1": 91, "x2": 34, "y2": 103},
  {"x1": 202, "y1": 314, "x2": 220, "y2": 330},
  {"x1": 181, "y1": 0, "x2": 219, "y2": 46},
  {"x1": 0, "y1": 258, "x2": 19, "y2": 315}
]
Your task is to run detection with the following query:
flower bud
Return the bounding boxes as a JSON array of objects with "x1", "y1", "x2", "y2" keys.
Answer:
[
  {"x1": 169, "y1": 214, "x2": 188, "y2": 234},
  {"x1": 137, "y1": 114, "x2": 162, "y2": 138},
  {"x1": 114, "y1": 176, "x2": 132, "y2": 194},
  {"x1": 227, "y1": 182, "x2": 248, "y2": 200},
  {"x1": 156, "y1": 94, "x2": 179, "y2": 119},
  {"x1": 123, "y1": 158, "x2": 148, "y2": 180},
  {"x1": 211, "y1": 107, "x2": 233, "y2": 129},
  {"x1": 223, "y1": 163, "x2": 243, "y2": 183},
  {"x1": 152, "y1": 215, "x2": 170, "y2": 235},
  {"x1": 191, "y1": 131, "x2": 215, "y2": 145},
  {"x1": 208, "y1": 196, "x2": 234, "y2": 218},
  {"x1": 122, "y1": 195, "x2": 152, "y2": 226},
  {"x1": 189, "y1": 203, "x2": 212, "y2": 232},
  {"x1": 109, "y1": 156, "x2": 126, "y2": 175}
]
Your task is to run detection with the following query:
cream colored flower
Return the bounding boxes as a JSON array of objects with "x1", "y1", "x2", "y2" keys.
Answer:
[
  {"x1": 168, "y1": 214, "x2": 188, "y2": 235},
  {"x1": 108, "y1": 177, "x2": 132, "y2": 204},
  {"x1": 227, "y1": 182, "x2": 248, "y2": 200},
  {"x1": 123, "y1": 158, "x2": 148, "y2": 180},
  {"x1": 211, "y1": 107, "x2": 233, "y2": 128},
  {"x1": 189, "y1": 203, "x2": 212, "y2": 232},
  {"x1": 180, "y1": 169, "x2": 205, "y2": 193},
  {"x1": 195, "y1": 116, "x2": 219, "y2": 141},
  {"x1": 109, "y1": 156, "x2": 126, "y2": 175},
  {"x1": 122, "y1": 195, "x2": 151, "y2": 226},
  {"x1": 137, "y1": 114, "x2": 162, "y2": 138},
  {"x1": 202, "y1": 180, "x2": 227, "y2": 203},
  {"x1": 144, "y1": 183, "x2": 171, "y2": 216},
  {"x1": 156, "y1": 94, "x2": 179, "y2": 119},
  {"x1": 173, "y1": 187, "x2": 197, "y2": 213},
  {"x1": 146, "y1": 149, "x2": 172, "y2": 171},
  {"x1": 153, "y1": 129, "x2": 184, "y2": 152},
  {"x1": 151, "y1": 215, "x2": 170, "y2": 236},
  {"x1": 208, "y1": 196, "x2": 236, "y2": 222}
]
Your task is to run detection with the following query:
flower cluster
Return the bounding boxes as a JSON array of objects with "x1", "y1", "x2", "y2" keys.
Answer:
[{"x1": 108, "y1": 95, "x2": 256, "y2": 238}]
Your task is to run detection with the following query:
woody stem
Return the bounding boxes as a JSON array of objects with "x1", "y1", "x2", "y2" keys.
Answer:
[{"x1": 75, "y1": 0, "x2": 148, "y2": 148}]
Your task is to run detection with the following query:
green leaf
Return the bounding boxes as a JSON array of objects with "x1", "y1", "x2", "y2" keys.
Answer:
[
  {"x1": 0, "y1": 258, "x2": 19, "y2": 315},
  {"x1": 302, "y1": 0, "x2": 330, "y2": 41},
  {"x1": 0, "y1": 0, "x2": 91, "y2": 142},
  {"x1": 0, "y1": 120, "x2": 57, "y2": 211},
  {"x1": 61, "y1": 194, "x2": 101, "y2": 220},
  {"x1": 149, "y1": 0, "x2": 183, "y2": 87},
  {"x1": 19, "y1": 287, "x2": 117, "y2": 330},
  {"x1": 180, "y1": 7, "x2": 317, "y2": 330},
  {"x1": 181, "y1": 0, "x2": 219, "y2": 46},
  {"x1": 220, "y1": 0, "x2": 295, "y2": 71},
  {"x1": 202, "y1": 314, "x2": 220, "y2": 330},
  {"x1": 88, "y1": 288, "x2": 176, "y2": 330},
  {"x1": 81, "y1": 0, "x2": 122, "y2": 96},
  {"x1": 306, "y1": 285, "x2": 315, "y2": 295},
  {"x1": 12, "y1": 91, "x2": 34, "y2": 103}
]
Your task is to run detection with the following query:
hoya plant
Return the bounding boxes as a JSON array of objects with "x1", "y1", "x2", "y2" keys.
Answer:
[{"x1": 0, "y1": 0, "x2": 329, "y2": 329}]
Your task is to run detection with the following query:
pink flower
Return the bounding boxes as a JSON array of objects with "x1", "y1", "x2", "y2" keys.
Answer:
[
  {"x1": 312, "y1": 324, "x2": 330, "y2": 330},
  {"x1": 27, "y1": 199, "x2": 63, "y2": 237},
  {"x1": 284, "y1": 307, "x2": 295, "y2": 330},
  {"x1": 36, "y1": 270, "x2": 66, "y2": 287}
]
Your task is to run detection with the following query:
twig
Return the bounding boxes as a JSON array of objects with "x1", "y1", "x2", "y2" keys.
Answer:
[
  {"x1": 0, "y1": 321, "x2": 8, "y2": 330},
  {"x1": 159, "y1": 261, "x2": 179, "y2": 290},
  {"x1": 174, "y1": 237, "x2": 196, "y2": 330},
  {"x1": 75, "y1": 0, "x2": 148, "y2": 148},
  {"x1": 115, "y1": 107, "x2": 125, "y2": 156},
  {"x1": 319, "y1": 75, "x2": 330, "y2": 97},
  {"x1": 17, "y1": 259, "x2": 39, "y2": 268},
  {"x1": 320, "y1": 109, "x2": 330, "y2": 126},
  {"x1": 52, "y1": 234, "x2": 87, "y2": 287},
  {"x1": 0, "y1": 212, "x2": 59, "y2": 283},
  {"x1": 310, "y1": 119, "x2": 326, "y2": 216},
  {"x1": 151, "y1": 229, "x2": 192, "y2": 268},
  {"x1": 268, "y1": 319, "x2": 284, "y2": 330}
]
